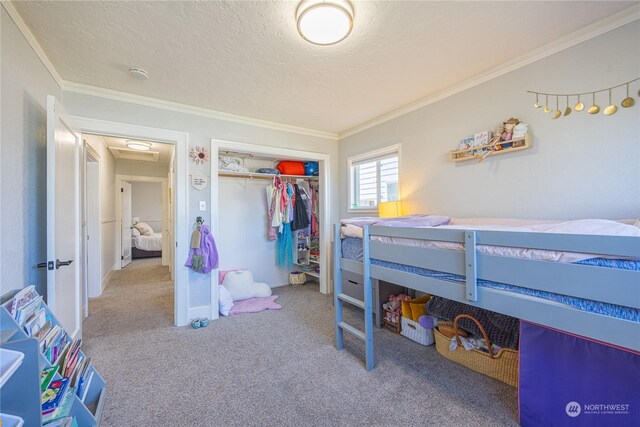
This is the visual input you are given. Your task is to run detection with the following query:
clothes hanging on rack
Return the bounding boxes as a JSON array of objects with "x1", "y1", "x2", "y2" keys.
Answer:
[
  {"x1": 310, "y1": 183, "x2": 319, "y2": 237},
  {"x1": 266, "y1": 177, "x2": 284, "y2": 240},
  {"x1": 277, "y1": 223, "x2": 293, "y2": 268},
  {"x1": 286, "y1": 183, "x2": 294, "y2": 223},
  {"x1": 276, "y1": 181, "x2": 294, "y2": 268},
  {"x1": 291, "y1": 183, "x2": 310, "y2": 231}
]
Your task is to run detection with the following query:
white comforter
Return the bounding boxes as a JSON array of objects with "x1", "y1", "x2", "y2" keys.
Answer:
[{"x1": 133, "y1": 233, "x2": 163, "y2": 251}]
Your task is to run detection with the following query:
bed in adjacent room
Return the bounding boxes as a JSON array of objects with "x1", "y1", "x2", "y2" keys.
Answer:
[{"x1": 132, "y1": 220, "x2": 163, "y2": 259}]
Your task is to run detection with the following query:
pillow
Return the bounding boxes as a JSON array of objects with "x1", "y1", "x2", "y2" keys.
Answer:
[
  {"x1": 409, "y1": 303, "x2": 426, "y2": 322},
  {"x1": 219, "y1": 269, "x2": 244, "y2": 285},
  {"x1": 131, "y1": 227, "x2": 141, "y2": 237},
  {"x1": 221, "y1": 270, "x2": 272, "y2": 301},
  {"x1": 402, "y1": 294, "x2": 431, "y2": 320},
  {"x1": 401, "y1": 301, "x2": 412, "y2": 319},
  {"x1": 219, "y1": 285, "x2": 234, "y2": 316},
  {"x1": 134, "y1": 221, "x2": 154, "y2": 236}
]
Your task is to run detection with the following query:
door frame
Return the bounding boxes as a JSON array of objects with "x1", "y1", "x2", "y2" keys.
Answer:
[
  {"x1": 211, "y1": 139, "x2": 332, "y2": 303},
  {"x1": 83, "y1": 143, "x2": 101, "y2": 309},
  {"x1": 118, "y1": 179, "x2": 133, "y2": 269},
  {"x1": 115, "y1": 175, "x2": 169, "y2": 268},
  {"x1": 72, "y1": 116, "x2": 190, "y2": 327}
]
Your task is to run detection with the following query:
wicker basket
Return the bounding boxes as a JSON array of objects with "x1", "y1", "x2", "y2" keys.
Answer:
[
  {"x1": 434, "y1": 314, "x2": 518, "y2": 387},
  {"x1": 401, "y1": 317, "x2": 435, "y2": 346},
  {"x1": 289, "y1": 271, "x2": 306, "y2": 285}
]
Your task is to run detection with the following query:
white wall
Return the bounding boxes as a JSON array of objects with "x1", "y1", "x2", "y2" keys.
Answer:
[
  {"x1": 84, "y1": 134, "x2": 117, "y2": 289},
  {"x1": 0, "y1": 6, "x2": 63, "y2": 297},
  {"x1": 61, "y1": 91, "x2": 339, "y2": 313},
  {"x1": 218, "y1": 178, "x2": 291, "y2": 287},
  {"x1": 131, "y1": 182, "x2": 163, "y2": 232},
  {"x1": 218, "y1": 158, "x2": 291, "y2": 287},
  {"x1": 116, "y1": 160, "x2": 168, "y2": 178},
  {"x1": 340, "y1": 21, "x2": 640, "y2": 221}
]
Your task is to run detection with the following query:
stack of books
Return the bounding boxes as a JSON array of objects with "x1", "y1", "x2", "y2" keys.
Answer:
[{"x1": 7, "y1": 286, "x2": 94, "y2": 426}]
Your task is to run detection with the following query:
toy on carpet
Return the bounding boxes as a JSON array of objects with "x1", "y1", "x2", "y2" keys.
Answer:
[{"x1": 221, "y1": 270, "x2": 272, "y2": 302}]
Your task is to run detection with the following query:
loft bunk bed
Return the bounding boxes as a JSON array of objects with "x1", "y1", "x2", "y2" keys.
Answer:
[{"x1": 333, "y1": 220, "x2": 640, "y2": 371}]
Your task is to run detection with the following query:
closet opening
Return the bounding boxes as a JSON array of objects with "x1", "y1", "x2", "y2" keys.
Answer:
[
  {"x1": 81, "y1": 133, "x2": 177, "y2": 324},
  {"x1": 212, "y1": 140, "x2": 332, "y2": 304}
]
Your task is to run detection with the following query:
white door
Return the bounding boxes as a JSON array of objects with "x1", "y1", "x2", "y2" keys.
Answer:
[
  {"x1": 121, "y1": 181, "x2": 132, "y2": 267},
  {"x1": 46, "y1": 96, "x2": 82, "y2": 338}
]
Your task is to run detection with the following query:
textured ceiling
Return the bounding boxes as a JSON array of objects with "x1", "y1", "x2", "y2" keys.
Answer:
[{"x1": 13, "y1": 1, "x2": 636, "y2": 134}]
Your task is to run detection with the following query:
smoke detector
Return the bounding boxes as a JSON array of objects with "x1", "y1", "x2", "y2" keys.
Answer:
[{"x1": 128, "y1": 67, "x2": 149, "y2": 80}]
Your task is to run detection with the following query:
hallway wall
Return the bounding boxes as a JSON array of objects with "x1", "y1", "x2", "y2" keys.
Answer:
[
  {"x1": 1, "y1": 5, "x2": 63, "y2": 297},
  {"x1": 84, "y1": 134, "x2": 117, "y2": 292}
]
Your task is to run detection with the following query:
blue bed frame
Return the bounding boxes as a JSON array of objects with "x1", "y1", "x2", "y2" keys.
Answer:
[{"x1": 333, "y1": 224, "x2": 640, "y2": 371}]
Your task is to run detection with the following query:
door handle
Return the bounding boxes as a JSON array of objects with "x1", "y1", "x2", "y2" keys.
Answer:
[{"x1": 55, "y1": 259, "x2": 73, "y2": 270}]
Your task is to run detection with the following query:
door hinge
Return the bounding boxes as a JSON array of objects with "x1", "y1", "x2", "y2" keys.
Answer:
[
  {"x1": 121, "y1": 256, "x2": 124, "y2": 260},
  {"x1": 121, "y1": 188, "x2": 124, "y2": 192}
]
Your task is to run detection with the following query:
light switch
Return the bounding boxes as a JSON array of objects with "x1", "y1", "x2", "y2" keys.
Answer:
[{"x1": 199, "y1": 201, "x2": 206, "y2": 211}]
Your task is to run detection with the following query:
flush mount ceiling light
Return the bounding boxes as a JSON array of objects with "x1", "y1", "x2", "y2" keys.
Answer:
[
  {"x1": 126, "y1": 140, "x2": 152, "y2": 151},
  {"x1": 128, "y1": 67, "x2": 149, "y2": 80},
  {"x1": 296, "y1": 0, "x2": 353, "y2": 46}
]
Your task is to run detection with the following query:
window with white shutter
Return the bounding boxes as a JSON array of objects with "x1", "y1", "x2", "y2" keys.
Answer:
[{"x1": 349, "y1": 145, "x2": 400, "y2": 211}]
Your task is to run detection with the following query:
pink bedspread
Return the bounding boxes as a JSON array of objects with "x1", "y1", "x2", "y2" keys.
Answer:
[{"x1": 229, "y1": 296, "x2": 281, "y2": 315}]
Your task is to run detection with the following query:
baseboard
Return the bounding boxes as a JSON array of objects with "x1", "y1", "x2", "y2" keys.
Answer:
[
  {"x1": 271, "y1": 282, "x2": 290, "y2": 289},
  {"x1": 100, "y1": 266, "x2": 116, "y2": 293}
]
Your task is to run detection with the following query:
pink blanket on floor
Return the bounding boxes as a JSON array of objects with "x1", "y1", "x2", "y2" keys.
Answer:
[{"x1": 229, "y1": 296, "x2": 281, "y2": 315}]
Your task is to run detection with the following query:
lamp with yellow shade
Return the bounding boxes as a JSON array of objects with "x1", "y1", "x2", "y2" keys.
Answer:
[{"x1": 378, "y1": 200, "x2": 402, "y2": 218}]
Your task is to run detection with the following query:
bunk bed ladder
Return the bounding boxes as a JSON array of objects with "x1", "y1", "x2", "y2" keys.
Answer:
[{"x1": 334, "y1": 224, "x2": 375, "y2": 371}]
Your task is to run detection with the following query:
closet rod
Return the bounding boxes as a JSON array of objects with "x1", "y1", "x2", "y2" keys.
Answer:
[{"x1": 218, "y1": 171, "x2": 319, "y2": 181}]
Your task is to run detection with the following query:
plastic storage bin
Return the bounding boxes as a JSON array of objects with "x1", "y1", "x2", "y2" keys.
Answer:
[{"x1": 401, "y1": 317, "x2": 435, "y2": 346}]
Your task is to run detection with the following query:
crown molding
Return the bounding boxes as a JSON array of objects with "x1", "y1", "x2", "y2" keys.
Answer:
[
  {"x1": 2, "y1": 1, "x2": 63, "y2": 87},
  {"x1": 5, "y1": 0, "x2": 637, "y2": 142},
  {"x1": 338, "y1": 4, "x2": 640, "y2": 139},
  {"x1": 3, "y1": 0, "x2": 337, "y2": 140},
  {"x1": 63, "y1": 81, "x2": 339, "y2": 140}
]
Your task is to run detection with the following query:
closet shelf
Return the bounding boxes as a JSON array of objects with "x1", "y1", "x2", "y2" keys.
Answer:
[{"x1": 219, "y1": 171, "x2": 319, "y2": 180}]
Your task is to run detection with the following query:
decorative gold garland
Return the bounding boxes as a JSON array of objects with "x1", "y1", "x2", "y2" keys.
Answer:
[{"x1": 527, "y1": 77, "x2": 638, "y2": 119}]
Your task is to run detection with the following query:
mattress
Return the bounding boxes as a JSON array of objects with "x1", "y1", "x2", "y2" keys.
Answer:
[
  {"x1": 343, "y1": 218, "x2": 640, "y2": 263},
  {"x1": 340, "y1": 237, "x2": 640, "y2": 322},
  {"x1": 132, "y1": 233, "x2": 163, "y2": 251}
]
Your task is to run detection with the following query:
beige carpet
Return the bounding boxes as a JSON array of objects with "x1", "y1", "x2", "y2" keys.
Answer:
[{"x1": 84, "y1": 259, "x2": 518, "y2": 426}]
